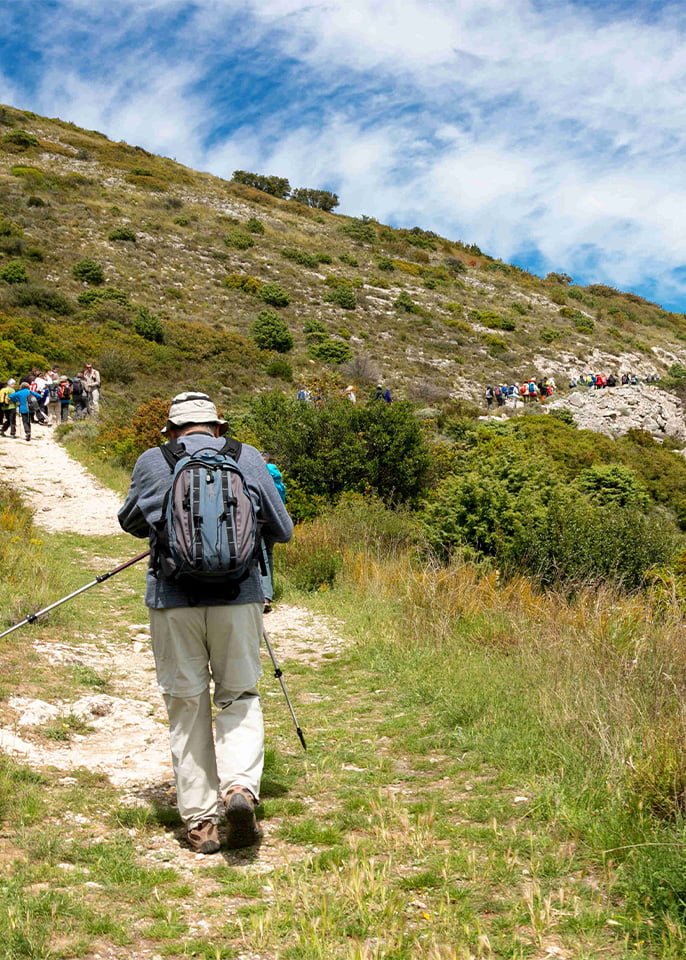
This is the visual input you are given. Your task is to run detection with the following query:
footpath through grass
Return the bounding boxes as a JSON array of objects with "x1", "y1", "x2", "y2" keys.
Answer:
[{"x1": 2, "y1": 519, "x2": 685, "y2": 959}]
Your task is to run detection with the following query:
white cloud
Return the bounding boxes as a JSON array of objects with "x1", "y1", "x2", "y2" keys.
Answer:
[{"x1": 3, "y1": 0, "x2": 686, "y2": 303}]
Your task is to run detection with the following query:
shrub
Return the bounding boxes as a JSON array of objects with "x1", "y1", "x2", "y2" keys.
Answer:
[
  {"x1": 72, "y1": 258, "x2": 105, "y2": 285},
  {"x1": 282, "y1": 247, "x2": 319, "y2": 268},
  {"x1": 308, "y1": 339, "x2": 353, "y2": 364},
  {"x1": 108, "y1": 226, "x2": 136, "y2": 242},
  {"x1": 540, "y1": 327, "x2": 561, "y2": 343},
  {"x1": 246, "y1": 217, "x2": 265, "y2": 234},
  {"x1": 511, "y1": 302, "x2": 527, "y2": 314},
  {"x1": 574, "y1": 316, "x2": 595, "y2": 334},
  {"x1": 26, "y1": 196, "x2": 46, "y2": 207},
  {"x1": 339, "y1": 253, "x2": 359, "y2": 267},
  {"x1": 281, "y1": 535, "x2": 342, "y2": 591},
  {"x1": 303, "y1": 318, "x2": 327, "y2": 339},
  {"x1": 77, "y1": 286, "x2": 129, "y2": 307},
  {"x1": 324, "y1": 285, "x2": 356, "y2": 310},
  {"x1": 395, "y1": 291, "x2": 419, "y2": 314},
  {"x1": 248, "y1": 394, "x2": 430, "y2": 506},
  {"x1": 231, "y1": 170, "x2": 291, "y2": 198},
  {"x1": 224, "y1": 229, "x2": 254, "y2": 250},
  {"x1": 290, "y1": 187, "x2": 340, "y2": 212},
  {"x1": 10, "y1": 285, "x2": 73, "y2": 315},
  {"x1": 0, "y1": 261, "x2": 28, "y2": 284},
  {"x1": 173, "y1": 215, "x2": 189, "y2": 226},
  {"x1": 3, "y1": 130, "x2": 38, "y2": 149},
  {"x1": 252, "y1": 310, "x2": 293, "y2": 352},
  {"x1": 134, "y1": 307, "x2": 165, "y2": 343},
  {"x1": 500, "y1": 317, "x2": 516, "y2": 331},
  {"x1": 339, "y1": 218, "x2": 377, "y2": 244},
  {"x1": 25, "y1": 247, "x2": 43, "y2": 262},
  {"x1": 258, "y1": 283, "x2": 291, "y2": 307},
  {"x1": 377, "y1": 257, "x2": 395, "y2": 271},
  {"x1": 224, "y1": 273, "x2": 262, "y2": 294},
  {"x1": 265, "y1": 357, "x2": 293, "y2": 380}
]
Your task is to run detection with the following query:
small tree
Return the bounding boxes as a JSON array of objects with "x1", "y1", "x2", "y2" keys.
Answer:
[
  {"x1": 72, "y1": 258, "x2": 105, "y2": 285},
  {"x1": 108, "y1": 226, "x2": 137, "y2": 242},
  {"x1": 134, "y1": 306, "x2": 165, "y2": 343},
  {"x1": 324, "y1": 286, "x2": 356, "y2": 310},
  {"x1": 0, "y1": 260, "x2": 28, "y2": 284},
  {"x1": 252, "y1": 310, "x2": 293, "y2": 352},
  {"x1": 258, "y1": 283, "x2": 291, "y2": 307},
  {"x1": 231, "y1": 170, "x2": 291, "y2": 199},
  {"x1": 291, "y1": 187, "x2": 340, "y2": 212}
]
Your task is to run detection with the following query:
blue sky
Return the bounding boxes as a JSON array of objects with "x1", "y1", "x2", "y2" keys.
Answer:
[{"x1": 2, "y1": 0, "x2": 686, "y2": 309}]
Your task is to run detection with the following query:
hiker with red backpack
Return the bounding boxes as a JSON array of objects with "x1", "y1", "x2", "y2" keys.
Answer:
[
  {"x1": 57, "y1": 376, "x2": 72, "y2": 422},
  {"x1": 118, "y1": 392, "x2": 293, "y2": 855}
]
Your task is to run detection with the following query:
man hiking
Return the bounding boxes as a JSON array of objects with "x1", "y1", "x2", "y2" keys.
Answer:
[{"x1": 118, "y1": 392, "x2": 293, "y2": 855}]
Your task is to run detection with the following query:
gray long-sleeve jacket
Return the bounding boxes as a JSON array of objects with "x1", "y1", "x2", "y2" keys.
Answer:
[{"x1": 118, "y1": 434, "x2": 293, "y2": 608}]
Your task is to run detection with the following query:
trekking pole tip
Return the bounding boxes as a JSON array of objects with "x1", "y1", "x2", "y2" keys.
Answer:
[{"x1": 297, "y1": 728, "x2": 307, "y2": 751}]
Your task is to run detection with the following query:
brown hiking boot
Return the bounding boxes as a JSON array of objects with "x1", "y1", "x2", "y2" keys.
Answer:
[
  {"x1": 223, "y1": 785, "x2": 261, "y2": 849},
  {"x1": 187, "y1": 819, "x2": 220, "y2": 855}
]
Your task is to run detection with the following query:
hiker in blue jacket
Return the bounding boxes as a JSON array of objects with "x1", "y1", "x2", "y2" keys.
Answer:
[{"x1": 9, "y1": 381, "x2": 44, "y2": 442}]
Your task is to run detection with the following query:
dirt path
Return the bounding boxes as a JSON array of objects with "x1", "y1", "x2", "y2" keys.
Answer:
[
  {"x1": 0, "y1": 426, "x2": 345, "y2": 800},
  {"x1": 0, "y1": 424, "x2": 122, "y2": 534}
]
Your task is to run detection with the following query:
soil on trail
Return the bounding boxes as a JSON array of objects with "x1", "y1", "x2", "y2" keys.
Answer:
[
  {"x1": 0, "y1": 427, "x2": 345, "y2": 857},
  {"x1": 0, "y1": 424, "x2": 122, "y2": 534}
]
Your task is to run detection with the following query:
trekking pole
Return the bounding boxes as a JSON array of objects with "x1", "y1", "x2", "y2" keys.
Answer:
[
  {"x1": 262, "y1": 627, "x2": 307, "y2": 751},
  {"x1": 0, "y1": 550, "x2": 150, "y2": 641}
]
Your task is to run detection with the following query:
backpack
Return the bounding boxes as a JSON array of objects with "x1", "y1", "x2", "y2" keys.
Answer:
[
  {"x1": 47, "y1": 382, "x2": 60, "y2": 402},
  {"x1": 57, "y1": 381, "x2": 72, "y2": 400},
  {"x1": 528, "y1": 381, "x2": 536, "y2": 394},
  {"x1": 151, "y1": 438, "x2": 261, "y2": 600},
  {"x1": 71, "y1": 378, "x2": 85, "y2": 398}
]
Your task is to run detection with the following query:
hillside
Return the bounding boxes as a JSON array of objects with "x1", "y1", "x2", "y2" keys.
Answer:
[{"x1": 2, "y1": 102, "x2": 686, "y2": 410}]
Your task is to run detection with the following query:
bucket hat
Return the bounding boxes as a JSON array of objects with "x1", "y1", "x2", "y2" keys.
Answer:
[{"x1": 161, "y1": 392, "x2": 228, "y2": 435}]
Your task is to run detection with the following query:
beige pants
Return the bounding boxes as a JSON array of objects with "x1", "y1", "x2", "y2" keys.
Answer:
[{"x1": 149, "y1": 603, "x2": 264, "y2": 827}]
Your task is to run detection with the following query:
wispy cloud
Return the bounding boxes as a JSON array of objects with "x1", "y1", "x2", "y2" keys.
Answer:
[{"x1": 2, "y1": 0, "x2": 686, "y2": 306}]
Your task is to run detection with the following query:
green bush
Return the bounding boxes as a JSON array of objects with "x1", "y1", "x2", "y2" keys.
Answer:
[
  {"x1": 247, "y1": 394, "x2": 430, "y2": 506},
  {"x1": 246, "y1": 217, "x2": 265, "y2": 234},
  {"x1": 540, "y1": 327, "x2": 561, "y2": 343},
  {"x1": 26, "y1": 196, "x2": 46, "y2": 208},
  {"x1": 0, "y1": 261, "x2": 28, "y2": 284},
  {"x1": 377, "y1": 257, "x2": 395, "y2": 271},
  {"x1": 9, "y1": 285, "x2": 73, "y2": 315},
  {"x1": 2, "y1": 130, "x2": 38, "y2": 149},
  {"x1": 231, "y1": 170, "x2": 290, "y2": 198},
  {"x1": 339, "y1": 218, "x2": 377, "y2": 244},
  {"x1": 258, "y1": 283, "x2": 291, "y2": 308},
  {"x1": 224, "y1": 229, "x2": 254, "y2": 250},
  {"x1": 290, "y1": 187, "x2": 339, "y2": 212},
  {"x1": 252, "y1": 310, "x2": 293, "y2": 352},
  {"x1": 265, "y1": 357, "x2": 293, "y2": 380},
  {"x1": 339, "y1": 253, "x2": 359, "y2": 267},
  {"x1": 77, "y1": 286, "x2": 129, "y2": 307},
  {"x1": 500, "y1": 317, "x2": 516, "y2": 331},
  {"x1": 133, "y1": 307, "x2": 165, "y2": 343},
  {"x1": 72, "y1": 258, "x2": 105, "y2": 285},
  {"x1": 224, "y1": 273, "x2": 262, "y2": 294},
  {"x1": 395, "y1": 291, "x2": 419, "y2": 314},
  {"x1": 108, "y1": 226, "x2": 137, "y2": 242},
  {"x1": 282, "y1": 247, "x2": 319, "y2": 268},
  {"x1": 325, "y1": 286, "x2": 356, "y2": 310},
  {"x1": 574, "y1": 316, "x2": 595, "y2": 334},
  {"x1": 308, "y1": 339, "x2": 353, "y2": 364},
  {"x1": 173, "y1": 215, "x2": 189, "y2": 226}
]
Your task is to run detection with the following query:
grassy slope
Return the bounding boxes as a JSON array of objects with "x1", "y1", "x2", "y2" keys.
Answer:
[
  {"x1": 0, "y1": 496, "x2": 684, "y2": 957},
  {"x1": 0, "y1": 103, "x2": 685, "y2": 411}
]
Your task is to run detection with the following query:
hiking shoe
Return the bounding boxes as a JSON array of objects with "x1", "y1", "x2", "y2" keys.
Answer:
[
  {"x1": 187, "y1": 819, "x2": 220, "y2": 855},
  {"x1": 224, "y1": 786, "x2": 261, "y2": 849}
]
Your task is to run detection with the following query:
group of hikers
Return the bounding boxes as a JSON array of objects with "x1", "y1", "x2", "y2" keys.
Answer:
[
  {"x1": 569, "y1": 372, "x2": 661, "y2": 388},
  {"x1": 485, "y1": 378, "x2": 557, "y2": 408},
  {"x1": 296, "y1": 382, "x2": 393, "y2": 404},
  {"x1": 0, "y1": 362, "x2": 101, "y2": 441},
  {"x1": 485, "y1": 371, "x2": 663, "y2": 408}
]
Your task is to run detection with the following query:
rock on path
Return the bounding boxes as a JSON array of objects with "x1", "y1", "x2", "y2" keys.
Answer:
[{"x1": 0, "y1": 425, "x2": 123, "y2": 534}]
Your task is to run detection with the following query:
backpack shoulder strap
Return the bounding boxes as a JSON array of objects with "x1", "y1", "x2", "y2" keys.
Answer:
[
  {"x1": 220, "y1": 437, "x2": 242, "y2": 461},
  {"x1": 161, "y1": 440, "x2": 187, "y2": 472}
]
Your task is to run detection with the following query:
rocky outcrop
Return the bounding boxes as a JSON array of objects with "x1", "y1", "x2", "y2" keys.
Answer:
[{"x1": 547, "y1": 385, "x2": 686, "y2": 440}]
